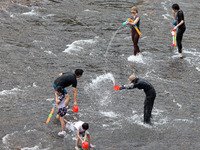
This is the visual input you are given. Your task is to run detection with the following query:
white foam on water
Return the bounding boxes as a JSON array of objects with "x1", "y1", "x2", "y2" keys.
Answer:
[
  {"x1": 22, "y1": 9, "x2": 38, "y2": 16},
  {"x1": 174, "y1": 119, "x2": 193, "y2": 124},
  {"x1": 2, "y1": 131, "x2": 18, "y2": 145},
  {"x1": 44, "y1": 50, "x2": 57, "y2": 56},
  {"x1": 127, "y1": 55, "x2": 145, "y2": 64},
  {"x1": 42, "y1": 14, "x2": 55, "y2": 19},
  {"x1": 63, "y1": 37, "x2": 97, "y2": 53},
  {"x1": 84, "y1": 9, "x2": 99, "y2": 13},
  {"x1": 153, "y1": 117, "x2": 168, "y2": 126},
  {"x1": 46, "y1": 98, "x2": 54, "y2": 101},
  {"x1": 128, "y1": 112, "x2": 152, "y2": 128},
  {"x1": 127, "y1": 108, "x2": 168, "y2": 128},
  {"x1": 100, "y1": 111, "x2": 118, "y2": 118},
  {"x1": 22, "y1": 145, "x2": 40, "y2": 150},
  {"x1": 22, "y1": 144, "x2": 49, "y2": 150},
  {"x1": 102, "y1": 124, "x2": 109, "y2": 128},
  {"x1": 25, "y1": 129, "x2": 37, "y2": 133},
  {"x1": 0, "y1": 88, "x2": 22, "y2": 96},
  {"x1": 181, "y1": 48, "x2": 200, "y2": 69},
  {"x1": 32, "y1": 82, "x2": 38, "y2": 88},
  {"x1": 172, "y1": 98, "x2": 182, "y2": 109}
]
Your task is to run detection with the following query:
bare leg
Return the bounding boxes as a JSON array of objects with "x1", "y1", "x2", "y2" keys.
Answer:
[
  {"x1": 76, "y1": 138, "x2": 80, "y2": 147},
  {"x1": 56, "y1": 114, "x2": 60, "y2": 120},
  {"x1": 88, "y1": 134, "x2": 92, "y2": 144},
  {"x1": 65, "y1": 94, "x2": 70, "y2": 106},
  {"x1": 60, "y1": 117, "x2": 65, "y2": 131}
]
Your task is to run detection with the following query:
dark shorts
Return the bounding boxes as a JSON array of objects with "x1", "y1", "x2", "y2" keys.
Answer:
[
  {"x1": 57, "y1": 107, "x2": 67, "y2": 117},
  {"x1": 53, "y1": 84, "x2": 67, "y2": 94}
]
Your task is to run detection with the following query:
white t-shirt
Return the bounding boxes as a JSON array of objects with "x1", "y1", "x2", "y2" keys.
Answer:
[
  {"x1": 57, "y1": 94, "x2": 65, "y2": 109},
  {"x1": 74, "y1": 121, "x2": 89, "y2": 134}
]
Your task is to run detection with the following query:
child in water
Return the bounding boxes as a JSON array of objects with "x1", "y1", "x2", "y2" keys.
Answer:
[
  {"x1": 74, "y1": 121, "x2": 95, "y2": 150},
  {"x1": 55, "y1": 86, "x2": 71, "y2": 136}
]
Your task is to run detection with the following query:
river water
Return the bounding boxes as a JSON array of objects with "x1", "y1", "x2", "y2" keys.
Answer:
[{"x1": 0, "y1": 0, "x2": 200, "y2": 150}]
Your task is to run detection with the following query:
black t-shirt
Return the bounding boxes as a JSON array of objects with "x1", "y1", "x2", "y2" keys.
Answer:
[
  {"x1": 54, "y1": 72, "x2": 77, "y2": 88},
  {"x1": 130, "y1": 16, "x2": 140, "y2": 29},
  {"x1": 177, "y1": 10, "x2": 186, "y2": 29}
]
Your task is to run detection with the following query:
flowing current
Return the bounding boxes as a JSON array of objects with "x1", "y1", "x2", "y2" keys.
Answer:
[{"x1": 0, "y1": 0, "x2": 200, "y2": 150}]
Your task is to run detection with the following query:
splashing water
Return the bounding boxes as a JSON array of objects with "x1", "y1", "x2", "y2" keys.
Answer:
[
  {"x1": 84, "y1": 73, "x2": 115, "y2": 106},
  {"x1": 105, "y1": 26, "x2": 123, "y2": 57},
  {"x1": 85, "y1": 73, "x2": 115, "y2": 90}
]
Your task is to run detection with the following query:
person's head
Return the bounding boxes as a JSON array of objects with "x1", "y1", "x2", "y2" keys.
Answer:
[
  {"x1": 55, "y1": 86, "x2": 64, "y2": 95},
  {"x1": 82, "y1": 123, "x2": 89, "y2": 131},
  {"x1": 172, "y1": 4, "x2": 180, "y2": 12},
  {"x1": 131, "y1": 6, "x2": 138, "y2": 15},
  {"x1": 75, "y1": 69, "x2": 84, "y2": 78},
  {"x1": 129, "y1": 75, "x2": 136, "y2": 84}
]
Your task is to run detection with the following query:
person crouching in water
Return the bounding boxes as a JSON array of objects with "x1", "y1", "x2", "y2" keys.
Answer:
[
  {"x1": 119, "y1": 75, "x2": 156, "y2": 124},
  {"x1": 55, "y1": 86, "x2": 71, "y2": 136},
  {"x1": 74, "y1": 121, "x2": 95, "y2": 150}
]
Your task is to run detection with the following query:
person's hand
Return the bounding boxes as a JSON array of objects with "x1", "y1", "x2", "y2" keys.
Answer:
[
  {"x1": 58, "y1": 73, "x2": 63, "y2": 77},
  {"x1": 173, "y1": 26, "x2": 177, "y2": 30},
  {"x1": 74, "y1": 101, "x2": 77, "y2": 106},
  {"x1": 119, "y1": 85, "x2": 125, "y2": 90}
]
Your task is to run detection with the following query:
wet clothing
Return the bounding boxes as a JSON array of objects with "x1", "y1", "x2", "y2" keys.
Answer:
[
  {"x1": 130, "y1": 16, "x2": 140, "y2": 56},
  {"x1": 57, "y1": 107, "x2": 67, "y2": 117},
  {"x1": 177, "y1": 27, "x2": 186, "y2": 53},
  {"x1": 120, "y1": 78, "x2": 156, "y2": 124},
  {"x1": 177, "y1": 10, "x2": 186, "y2": 29},
  {"x1": 57, "y1": 94, "x2": 67, "y2": 117},
  {"x1": 54, "y1": 72, "x2": 77, "y2": 89},
  {"x1": 74, "y1": 121, "x2": 90, "y2": 138},
  {"x1": 176, "y1": 10, "x2": 186, "y2": 53}
]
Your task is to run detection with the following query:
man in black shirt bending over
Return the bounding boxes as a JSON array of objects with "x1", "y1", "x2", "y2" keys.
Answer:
[
  {"x1": 53, "y1": 69, "x2": 84, "y2": 107},
  {"x1": 119, "y1": 75, "x2": 156, "y2": 124}
]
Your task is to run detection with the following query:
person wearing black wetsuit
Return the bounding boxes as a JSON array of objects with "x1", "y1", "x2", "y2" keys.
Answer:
[
  {"x1": 126, "y1": 6, "x2": 141, "y2": 56},
  {"x1": 119, "y1": 75, "x2": 156, "y2": 124},
  {"x1": 172, "y1": 4, "x2": 186, "y2": 58},
  {"x1": 53, "y1": 69, "x2": 84, "y2": 106}
]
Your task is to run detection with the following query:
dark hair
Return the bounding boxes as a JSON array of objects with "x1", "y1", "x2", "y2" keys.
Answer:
[
  {"x1": 172, "y1": 4, "x2": 180, "y2": 10},
  {"x1": 82, "y1": 123, "x2": 89, "y2": 130},
  {"x1": 55, "y1": 86, "x2": 64, "y2": 94},
  {"x1": 75, "y1": 69, "x2": 84, "y2": 76}
]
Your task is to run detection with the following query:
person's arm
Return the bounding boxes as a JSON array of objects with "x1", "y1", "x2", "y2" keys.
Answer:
[
  {"x1": 127, "y1": 17, "x2": 140, "y2": 26},
  {"x1": 55, "y1": 93, "x2": 60, "y2": 106},
  {"x1": 73, "y1": 87, "x2": 77, "y2": 106},
  {"x1": 173, "y1": 20, "x2": 184, "y2": 30},
  {"x1": 119, "y1": 83, "x2": 134, "y2": 90},
  {"x1": 83, "y1": 132, "x2": 87, "y2": 142},
  {"x1": 58, "y1": 72, "x2": 68, "y2": 77},
  {"x1": 77, "y1": 130, "x2": 84, "y2": 143}
]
